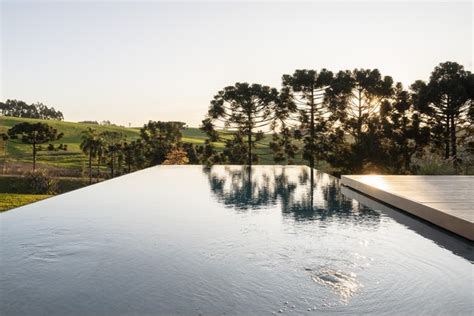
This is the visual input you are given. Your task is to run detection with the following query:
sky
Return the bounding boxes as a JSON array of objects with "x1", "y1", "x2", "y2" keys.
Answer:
[{"x1": 1, "y1": 1, "x2": 472, "y2": 127}]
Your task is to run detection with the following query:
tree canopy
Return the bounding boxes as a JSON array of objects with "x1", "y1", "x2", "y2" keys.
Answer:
[
  {"x1": 199, "y1": 61, "x2": 473, "y2": 174},
  {"x1": 411, "y1": 61, "x2": 473, "y2": 163},
  {"x1": 275, "y1": 69, "x2": 346, "y2": 168},
  {"x1": 201, "y1": 83, "x2": 279, "y2": 165},
  {"x1": 140, "y1": 121, "x2": 186, "y2": 165},
  {"x1": 1, "y1": 99, "x2": 63, "y2": 120},
  {"x1": 8, "y1": 122, "x2": 63, "y2": 170}
]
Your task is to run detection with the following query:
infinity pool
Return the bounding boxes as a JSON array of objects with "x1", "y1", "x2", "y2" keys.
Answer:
[{"x1": 1, "y1": 166, "x2": 473, "y2": 315}]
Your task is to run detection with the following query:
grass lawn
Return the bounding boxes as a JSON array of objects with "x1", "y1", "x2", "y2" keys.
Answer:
[
  {"x1": 0, "y1": 116, "x2": 142, "y2": 170},
  {"x1": 0, "y1": 117, "x2": 226, "y2": 167},
  {"x1": 0, "y1": 193, "x2": 50, "y2": 212}
]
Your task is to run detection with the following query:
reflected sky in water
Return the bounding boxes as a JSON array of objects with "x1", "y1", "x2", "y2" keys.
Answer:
[{"x1": 1, "y1": 166, "x2": 473, "y2": 315}]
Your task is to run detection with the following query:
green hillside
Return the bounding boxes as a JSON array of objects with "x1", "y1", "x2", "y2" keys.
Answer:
[
  {"x1": 0, "y1": 116, "x2": 282, "y2": 173},
  {"x1": 0, "y1": 116, "x2": 141, "y2": 172},
  {"x1": 0, "y1": 116, "x2": 141, "y2": 150}
]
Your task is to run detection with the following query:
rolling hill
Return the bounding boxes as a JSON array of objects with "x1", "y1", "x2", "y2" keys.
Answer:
[{"x1": 0, "y1": 116, "x2": 280, "y2": 175}]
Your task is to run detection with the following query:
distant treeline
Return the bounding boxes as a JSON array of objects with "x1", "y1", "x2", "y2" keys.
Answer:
[
  {"x1": 78, "y1": 120, "x2": 120, "y2": 127},
  {"x1": 0, "y1": 99, "x2": 63, "y2": 120},
  {"x1": 78, "y1": 120, "x2": 100, "y2": 125}
]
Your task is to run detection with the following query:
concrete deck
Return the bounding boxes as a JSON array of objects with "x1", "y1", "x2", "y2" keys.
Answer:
[{"x1": 340, "y1": 175, "x2": 474, "y2": 240}]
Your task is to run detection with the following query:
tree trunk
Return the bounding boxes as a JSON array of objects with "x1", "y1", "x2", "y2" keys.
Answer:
[
  {"x1": 404, "y1": 145, "x2": 416, "y2": 173},
  {"x1": 247, "y1": 110, "x2": 252, "y2": 166},
  {"x1": 96, "y1": 155, "x2": 101, "y2": 183},
  {"x1": 111, "y1": 154, "x2": 115, "y2": 178},
  {"x1": 2, "y1": 140, "x2": 7, "y2": 175},
  {"x1": 309, "y1": 168, "x2": 314, "y2": 211},
  {"x1": 117, "y1": 156, "x2": 121, "y2": 176},
  {"x1": 88, "y1": 148, "x2": 92, "y2": 185},
  {"x1": 309, "y1": 88, "x2": 315, "y2": 169},
  {"x1": 248, "y1": 131, "x2": 252, "y2": 166},
  {"x1": 444, "y1": 114, "x2": 450, "y2": 159},
  {"x1": 126, "y1": 149, "x2": 131, "y2": 173},
  {"x1": 357, "y1": 88, "x2": 363, "y2": 144},
  {"x1": 401, "y1": 116, "x2": 409, "y2": 172},
  {"x1": 32, "y1": 142, "x2": 36, "y2": 171},
  {"x1": 450, "y1": 114, "x2": 457, "y2": 163}
]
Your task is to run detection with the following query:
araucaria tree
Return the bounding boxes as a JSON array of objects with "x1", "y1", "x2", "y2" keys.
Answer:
[
  {"x1": 411, "y1": 61, "x2": 473, "y2": 162},
  {"x1": 277, "y1": 69, "x2": 345, "y2": 168},
  {"x1": 327, "y1": 69, "x2": 395, "y2": 172},
  {"x1": 201, "y1": 83, "x2": 279, "y2": 165},
  {"x1": 7, "y1": 122, "x2": 63, "y2": 170},
  {"x1": 336, "y1": 69, "x2": 394, "y2": 145},
  {"x1": 379, "y1": 83, "x2": 430, "y2": 172}
]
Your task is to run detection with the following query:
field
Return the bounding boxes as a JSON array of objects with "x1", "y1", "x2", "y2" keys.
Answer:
[
  {"x1": 0, "y1": 116, "x2": 140, "y2": 173},
  {"x1": 0, "y1": 116, "x2": 282, "y2": 175},
  {"x1": 0, "y1": 193, "x2": 50, "y2": 212}
]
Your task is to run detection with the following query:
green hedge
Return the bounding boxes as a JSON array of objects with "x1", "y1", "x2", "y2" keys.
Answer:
[{"x1": 0, "y1": 176, "x2": 88, "y2": 194}]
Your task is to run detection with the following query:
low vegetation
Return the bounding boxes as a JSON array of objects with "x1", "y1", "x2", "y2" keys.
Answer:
[
  {"x1": 0, "y1": 175, "x2": 88, "y2": 194},
  {"x1": 0, "y1": 193, "x2": 50, "y2": 212}
]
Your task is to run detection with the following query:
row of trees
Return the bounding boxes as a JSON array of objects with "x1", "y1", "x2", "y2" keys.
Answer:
[
  {"x1": 1, "y1": 119, "x2": 198, "y2": 180},
  {"x1": 78, "y1": 120, "x2": 121, "y2": 126},
  {"x1": 1, "y1": 99, "x2": 64, "y2": 120},
  {"x1": 2, "y1": 61, "x2": 471, "y2": 179},
  {"x1": 201, "y1": 62, "x2": 473, "y2": 174},
  {"x1": 79, "y1": 121, "x2": 197, "y2": 183}
]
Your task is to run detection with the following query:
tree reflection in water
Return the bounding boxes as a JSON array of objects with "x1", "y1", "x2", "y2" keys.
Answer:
[
  {"x1": 206, "y1": 166, "x2": 281, "y2": 210},
  {"x1": 206, "y1": 165, "x2": 380, "y2": 225}
]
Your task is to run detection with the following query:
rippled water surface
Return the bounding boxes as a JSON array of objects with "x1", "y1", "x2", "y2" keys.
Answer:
[{"x1": 1, "y1": 166, "x2": 473, "y2": 315}]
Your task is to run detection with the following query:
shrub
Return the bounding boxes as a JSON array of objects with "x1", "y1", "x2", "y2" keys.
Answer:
[
  {"x1": 25, "y1": 169, "x2": 58, "y2": 194},
  {"x1": 412, "y1": 154, "x2": 457, "y2": 175},
  {"x1": 162, "y1": 148, "x2": 189, "y2": 165},
  {"x1": 457, "y1": 137, "x2": 474, "y2": 175}
]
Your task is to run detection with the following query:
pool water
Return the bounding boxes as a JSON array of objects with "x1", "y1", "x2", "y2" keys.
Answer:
[{"x1": 1, "y1": 166, "x2": 473, "y2": 315}]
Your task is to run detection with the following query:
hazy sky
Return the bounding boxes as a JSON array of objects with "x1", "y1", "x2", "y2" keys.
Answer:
[{"x1": 1, "y1": 1, "x2": 472, "y2": 127}]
